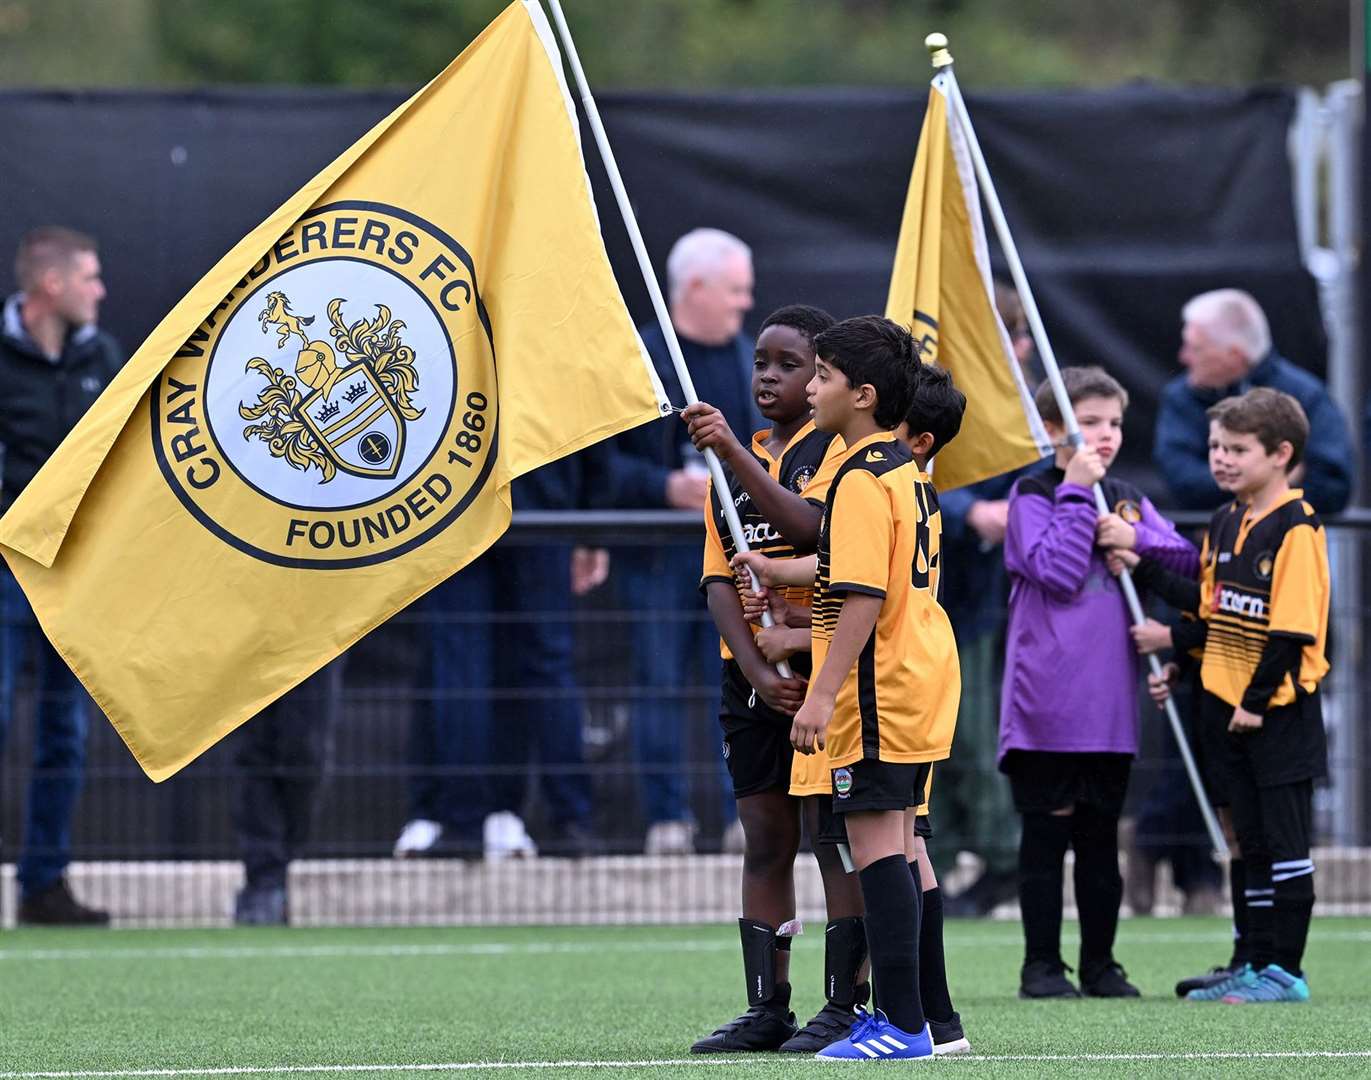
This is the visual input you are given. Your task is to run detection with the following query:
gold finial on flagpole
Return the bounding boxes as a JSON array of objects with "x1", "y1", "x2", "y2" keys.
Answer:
[{"x1": 925, "y1": 33, "x2": 953, "y2": 69}]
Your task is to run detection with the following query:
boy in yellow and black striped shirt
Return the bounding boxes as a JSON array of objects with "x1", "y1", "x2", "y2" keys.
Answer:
[
  {"x1": 683, "y1": 305, "x2": 870, "y2": 1055},
  {"x1": 738, "y1": 361, "x2": 971, "y2": 1054},
  {"x1": 1192, "y1": 389, "x2": 1329, "y2": 1004},
  {"x1": 892, "y1": 364, "x2": 967, "y2": 1050},
  {"x1": 743, "y1": 315, "x2": 957, "y2": 1059}
]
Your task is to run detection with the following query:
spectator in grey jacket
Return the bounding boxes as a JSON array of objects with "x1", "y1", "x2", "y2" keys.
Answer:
[{"x1": 1154, "y1": 289, "x2": 1351, "y2": 514}]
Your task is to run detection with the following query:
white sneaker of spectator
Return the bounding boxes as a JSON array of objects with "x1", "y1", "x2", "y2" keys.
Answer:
[
  {"x1": 484, "y1": 811, "x2": 538, "y2": 861},
  {"x1": 721, "y1": 818, "x2": 746, "y2": 855},
  {"x1": 393, "y1": 818, "x2": 443, "y2": 858},
  {"x1": 645, "y1": 819, "x2": 697, "y2": 856}
]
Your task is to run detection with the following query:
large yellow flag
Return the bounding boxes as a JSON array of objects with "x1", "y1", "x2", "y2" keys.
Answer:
[
  {"x1": 885, "y1": 72, "x2": 1051, "y2": 491},
  {"x1": 0, "y1": 0, "x2": 667, "y2": 781}
]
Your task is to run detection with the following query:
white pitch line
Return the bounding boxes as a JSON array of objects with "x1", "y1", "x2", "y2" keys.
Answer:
[
  {"x1": 942, "y1": 1051, "x2": 1371, "y2": 1062},
  {"x1": 6, "y1": 1051, "x2": 1371, "y2": 1078},
  {"x1": 0, "y1": 1063, "x2": 742, "y2": 1079},
  {"x1": 2, "y1": 929, "x2": 1368, "y2": 964},
  {"x1": 0, "y1": 941, "x2": 736, "y2": 962}
]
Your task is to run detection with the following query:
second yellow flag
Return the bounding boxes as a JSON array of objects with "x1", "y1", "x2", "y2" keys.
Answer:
[{"x1": 885, "y1": 73, "x2": 1051, "y2": 491}]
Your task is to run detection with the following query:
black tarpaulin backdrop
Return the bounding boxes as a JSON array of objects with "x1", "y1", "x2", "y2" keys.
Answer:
[
  {"x1": 0, "y1": 84, "x2": 1331, "y2": 858},
  {"x1": 0, "y1": 83, "x2": 1324, "y2": 496}
]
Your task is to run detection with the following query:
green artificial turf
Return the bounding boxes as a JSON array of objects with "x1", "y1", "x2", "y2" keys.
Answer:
[{"x1": 2, "y1": 918, "x2": 1369, "y2": 1078}]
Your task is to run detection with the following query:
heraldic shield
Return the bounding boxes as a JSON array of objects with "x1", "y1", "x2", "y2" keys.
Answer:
[{"x1": 297, "y1": 359, "x2": 406, "y2": 480}]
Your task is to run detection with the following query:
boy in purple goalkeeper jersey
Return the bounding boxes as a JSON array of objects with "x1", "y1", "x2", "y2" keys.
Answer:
[{"x1": 999, "y1": 366, "x2": 1197, "y2": 1000}]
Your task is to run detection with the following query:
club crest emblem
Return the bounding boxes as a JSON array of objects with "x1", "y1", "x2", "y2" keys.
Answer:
[
  {"x1": 789, "y1": 466, "x2": 817, "y2": 493},
  {"x1": 1114, "y1": 499, "x2": 1143, "y2": 524},
  {"x1": 1254, "y1": 550, "x2": 1275, "y2": 582},
  {"x1": 834, "y1": 767, "x2": 853, "y2": 798},
  {"x1": 152, "y1": 202, "x2": 498, "y2": 570},
  {"x1": 244, "y1": 293, "x2": 420, "y2": 482}
]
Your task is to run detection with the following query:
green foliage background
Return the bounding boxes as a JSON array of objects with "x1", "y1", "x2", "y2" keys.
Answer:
[{"x1": 0, "y1": 0, "x2": 1355, "y2": 90}]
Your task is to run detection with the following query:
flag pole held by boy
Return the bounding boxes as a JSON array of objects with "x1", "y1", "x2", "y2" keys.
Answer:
[
  {"x1": 543, "y1": 0, "x2": 792, "y2": 675},
  {"x1": 883, "y1": 37, "x2": 1051, "y2": 492},
  {"x1": 918, "y1": 32, "x2": 1228, "y2": 856},
  {"x1": 0, "y1": 0, "x2": 669, "y2": 781}
]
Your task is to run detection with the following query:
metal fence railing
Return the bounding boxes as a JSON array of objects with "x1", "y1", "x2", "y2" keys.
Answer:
[{"x1": 1, "y1": 510, "x2": 1367, "y2": 926}]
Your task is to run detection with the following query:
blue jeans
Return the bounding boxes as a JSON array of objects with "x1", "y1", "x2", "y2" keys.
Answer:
[
  {"x1": 618, "y1": 546, "x2": 731, "y2": 827},
  {"x1": 409, "y1": 540, "x2": 592, "y2": 838},
  {"x1": 0, "y1": 569, "x2": 91, "y2": 897}
]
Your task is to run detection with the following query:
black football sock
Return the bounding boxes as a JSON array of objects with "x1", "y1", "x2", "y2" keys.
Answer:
[
  {"x1": 1070, "y1": 805, "x2": 1123, "y2": 968},
  {"x1": 1272, "y1": 860, "x2": 1315, "y2": 977},
  {"x1": 1018, "y1": 812, "x2": 1072, "y2": 965},
  {"x1": 1243, "y1": 860, "x2": 1275, "y2": 971},
  {"x1": 916, "y1": 886, "x2": 955, "y2": 1023},
  {"x1": 1228, "y1": 858, "x2": 1250, "y2": 968},
  {"x1": 859, "y1": 854, "x2": 923, "y2": 1034}
]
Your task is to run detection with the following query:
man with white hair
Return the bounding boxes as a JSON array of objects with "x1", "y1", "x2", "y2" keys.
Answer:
[
  {"x1": 1154, "y1": 289, "x2": 1351, "y2": 513},
  {"x1": 611, "y1": 228, "x2": 760, "y2": 854}
]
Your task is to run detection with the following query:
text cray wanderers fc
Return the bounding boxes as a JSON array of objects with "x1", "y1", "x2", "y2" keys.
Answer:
[{"x1": 153, "y1": 202, "x2": 500, "y2": 569}]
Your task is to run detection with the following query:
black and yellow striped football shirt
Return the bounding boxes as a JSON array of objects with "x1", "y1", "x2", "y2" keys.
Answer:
[
  {"x1": 811, "y1": 432, "x2": 959, "y2": 769},
  {"x1": 701, "y1": 421, "x2": 842, "y2": 663},
  {"x1": 1199, "y1": 489, "x2": 1330, "y2": 709}
]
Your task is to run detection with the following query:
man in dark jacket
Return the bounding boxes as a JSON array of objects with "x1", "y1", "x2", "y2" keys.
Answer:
[
  {"x1": 1, "y1": 227, "x2": 123, "y2": 924},
  {"x1": 1154, "y1": 289, "x2": 1351, "y2": 514},
  {"x1": 610, "y1": 228, "x2": 760, "y2": 855}
]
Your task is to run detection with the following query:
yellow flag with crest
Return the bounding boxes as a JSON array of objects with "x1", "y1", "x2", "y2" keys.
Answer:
[
  {"x1": 0, "y1": 0, "x2": 667, "y2": 781},
  {"x1": 885, "y1": 71, "x2": 1051, "y2": 490}
]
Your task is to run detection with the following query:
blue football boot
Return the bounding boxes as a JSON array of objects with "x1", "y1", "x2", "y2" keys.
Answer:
[
  {"x1": 1221, "y1": 964, "x2": 1310, "y2": 1004},
  {"x1": 815, "y1": 1008, "x2": 934, "y2": 1061},
  {"x1": 1185, "y1": 963, "x2": 1255, "y2": 1002}
]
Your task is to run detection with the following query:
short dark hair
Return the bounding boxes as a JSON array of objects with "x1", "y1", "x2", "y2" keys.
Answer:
[
  {"x1": 1205, "y1": 396, "x2": 1240, "y2": 430},
  {"x1": 759, "y1": 304, "x2": 836, "y2": 346},
  {"x1": 1207, "y1": 387, "x2": 1308, "y2": 470},
  {"x1": 1033, "y1": 365, "x2": 1129, "y2": 426},
  {"x1": 15, "y1": 226, "x2": 97, "y2": 290},
  {"x1": 905, "y1": 363, "x2": 966, "y2": 458},
  {"x1": 812, "y1": 315, "x2": 919, "y2": 429}
]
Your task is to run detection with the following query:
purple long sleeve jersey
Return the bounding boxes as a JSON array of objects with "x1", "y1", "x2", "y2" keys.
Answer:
[{"x1": 998, "y1": 468, "x2": 1199, "y2": 761}]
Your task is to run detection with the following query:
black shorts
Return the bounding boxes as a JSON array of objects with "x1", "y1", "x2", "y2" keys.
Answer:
[
  {"x1": 1196, "y1": 690, "x2": 1234, "y2": 807},
  {"x1": 814, "y1": 795, "x2": 932, "y2": 846},
  {"x1": 815, "y1": 797, "x2": 848, "y2": 846},
  {"x1": 1000, "y1": 750, "x2": 1132, "y2": 817},
  {"x1": 832, "y1": 760, "x2": 931, "y2": 815},
  {"x1": 719, "y1": 660, "x2": 794, "y2": 799},
  {"x1": 1220, "y1": 692, "x2": 1328, "y2": 789}
]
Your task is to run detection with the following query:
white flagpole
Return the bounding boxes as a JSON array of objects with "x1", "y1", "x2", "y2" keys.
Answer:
[
  {"x1": 542, "y1": 0, "x2": 791, "y2": 678},
  {"x1": 926, "y1": 33, "x2": 1229, "y2": 858}
]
